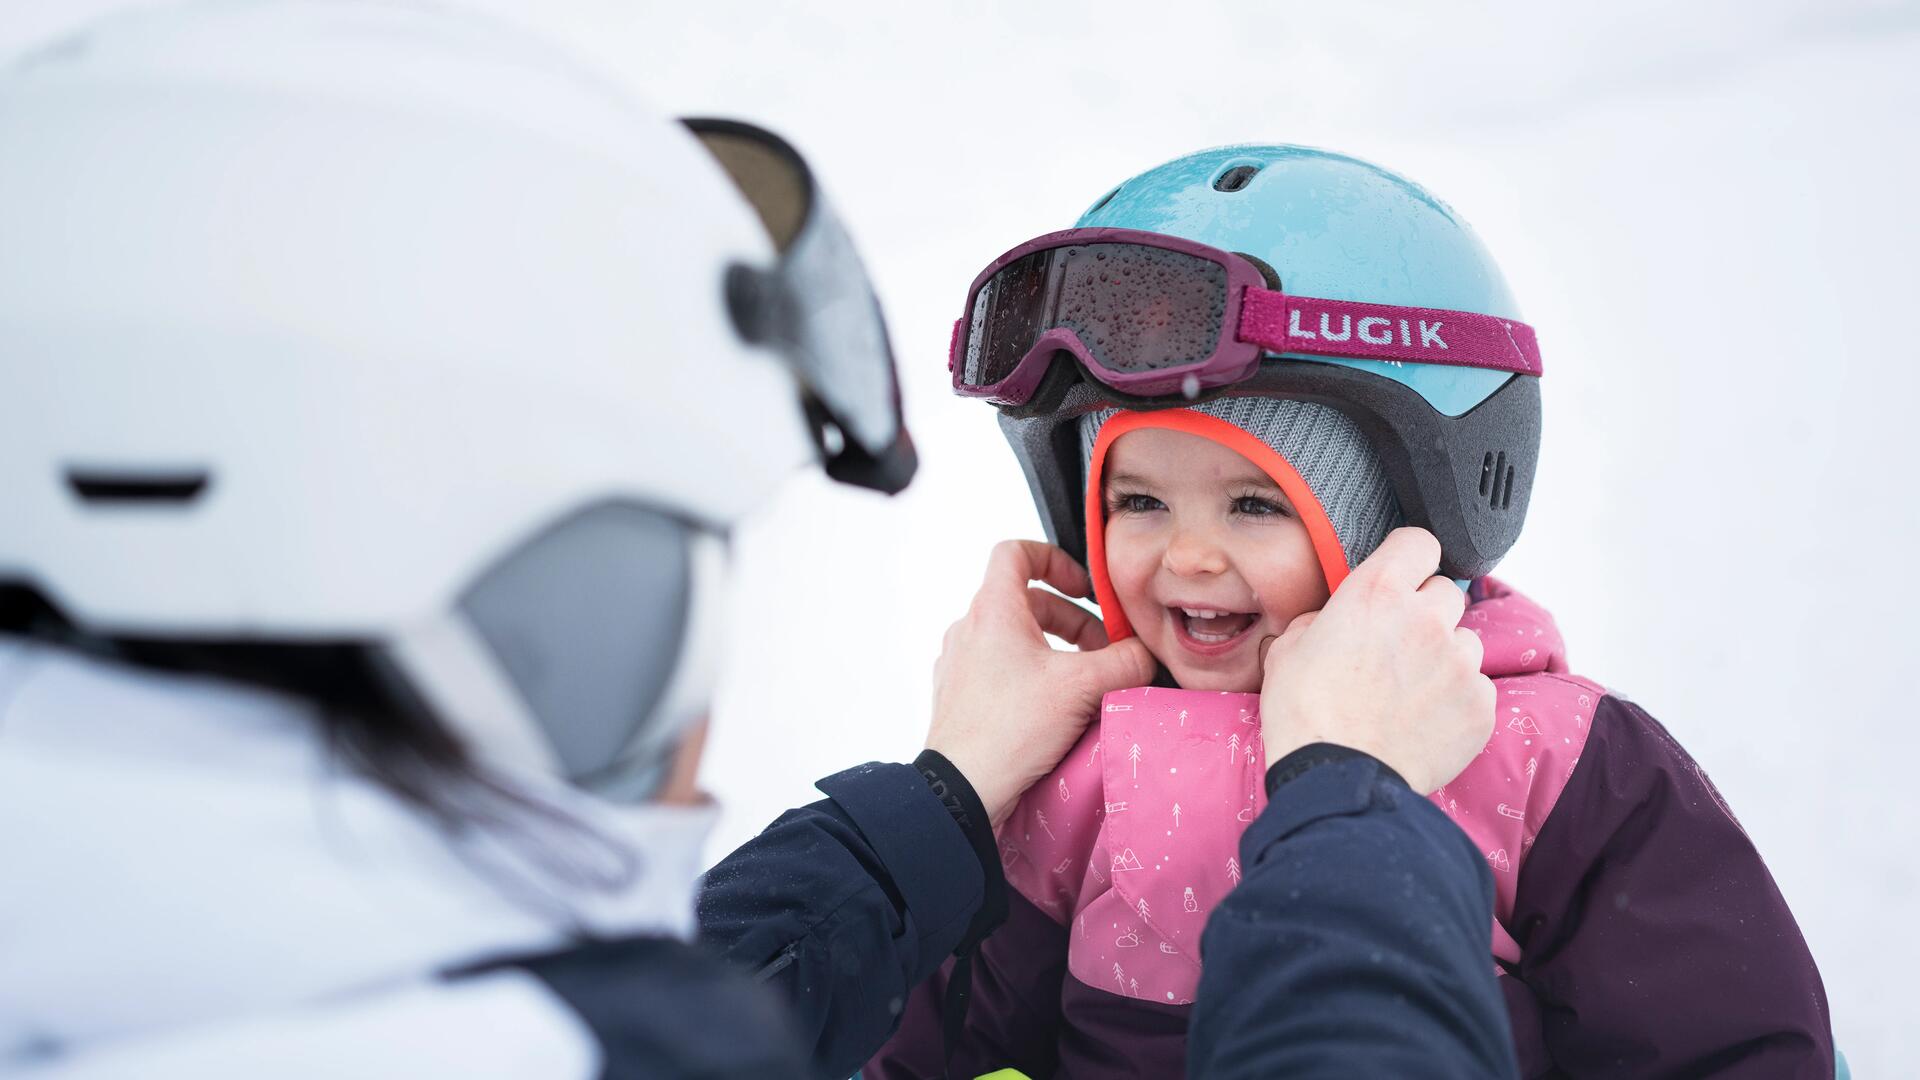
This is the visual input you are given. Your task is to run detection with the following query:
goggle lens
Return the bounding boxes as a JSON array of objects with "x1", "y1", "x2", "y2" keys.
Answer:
[{"x1": 962, "y1": 242, "x2": 1231, "y2": 389}]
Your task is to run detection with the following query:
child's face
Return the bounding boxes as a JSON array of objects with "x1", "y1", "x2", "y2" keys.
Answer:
[{"x1": 1101, "y1": 427, "x2": 1331, "y2": 692}]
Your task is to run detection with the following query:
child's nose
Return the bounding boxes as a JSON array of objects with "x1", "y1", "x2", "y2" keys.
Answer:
[{"x1": 1162, "y1": 522, "x2": 1230, "y2": 577}]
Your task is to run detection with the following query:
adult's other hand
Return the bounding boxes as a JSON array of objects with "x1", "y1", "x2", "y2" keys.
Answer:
[
  {"x1": 1258, "y1": 527, "x2": 1493, "y2": 794},
  {"x1": 928, "y1": 541, "x2": 1156, "y2": 827}
]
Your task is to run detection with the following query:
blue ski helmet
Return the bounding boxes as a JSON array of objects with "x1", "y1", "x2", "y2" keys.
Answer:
[{"x1": 992, "y1": 144, "x2": 1542, "y2": 579}]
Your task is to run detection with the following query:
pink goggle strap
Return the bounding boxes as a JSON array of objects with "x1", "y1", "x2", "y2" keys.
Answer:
[{"x1": 1238, "y1": 288, "x2": 1541, "y2": 376}]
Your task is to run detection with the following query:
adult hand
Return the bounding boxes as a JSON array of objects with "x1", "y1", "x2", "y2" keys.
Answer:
[
  {"x1": 928, "y1": 540, "x2": 1157, "y2": 828},
  {"x1": 1257, "y1": 527, "x2": 1493, "y2": 794}
]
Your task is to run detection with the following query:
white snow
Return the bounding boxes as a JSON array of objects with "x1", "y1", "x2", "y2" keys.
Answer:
[{"x1": 6, "y1": 1, "x2": 1914, "y2": 1072}]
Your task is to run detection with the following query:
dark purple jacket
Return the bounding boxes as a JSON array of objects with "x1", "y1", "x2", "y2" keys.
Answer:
[{"x1": 868, "y1": 694, "x2": 1833, "y2": 1078}]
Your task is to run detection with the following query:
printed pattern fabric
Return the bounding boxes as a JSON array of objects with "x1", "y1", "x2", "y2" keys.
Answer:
[{"x1": 997, "y1": 578, "x2": 1605, "y2": 1005}]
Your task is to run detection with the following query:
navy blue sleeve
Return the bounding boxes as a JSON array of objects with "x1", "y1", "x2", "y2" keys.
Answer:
[
  {"x1": 457, "y1": 936, "x2": 810, "y2": 1079},
  {"x1": 697, "y1": 762, "x2": 985, "y2": 1080},
  {"x1": 1187, "y1": 744, "x2": 1519, "y2": 1080}
]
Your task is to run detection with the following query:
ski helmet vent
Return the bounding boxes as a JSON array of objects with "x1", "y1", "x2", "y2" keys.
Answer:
[
  {"x1": 1213, "y1": 164, "x2": 1260, "y2": 192},
  {"x1": 1478, "y1": 451, "x2": 1516, "y2": 510},
  {"x1": 65, "y1": 468, "x2": 210, "y2": 506},
  {"x1": 1088, "y1": 185, "x2": 1121, "y2": 214}
]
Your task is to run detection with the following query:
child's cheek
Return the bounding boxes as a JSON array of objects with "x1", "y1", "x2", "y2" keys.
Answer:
[
  {"x1": 1250, "y1": 558, "x2": 1332, "y2": 629},
  {"x1": 1104, "y1": 526, "x2": 1164, "y2": 638},
  {"x1": 1103, "y1": 525, "x2": 1152, "y2": 597}
]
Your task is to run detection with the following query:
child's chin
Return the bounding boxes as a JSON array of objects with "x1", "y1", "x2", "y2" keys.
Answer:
[{"x1": 1167, "y1": 661, "x2": 1262, "y2": 694}]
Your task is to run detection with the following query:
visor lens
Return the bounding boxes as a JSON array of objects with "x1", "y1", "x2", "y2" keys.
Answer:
[
  {"x1": 962, "y1": 242, "x2": 1230, "y2": 390},
  {"x1": 689, "y1": 127, "x2": 808, "y2": 251}
]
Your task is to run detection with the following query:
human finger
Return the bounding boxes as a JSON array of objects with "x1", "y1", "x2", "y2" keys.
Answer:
[
  {"x1": 1416, "y1": 573, "x2": 1469, "y2": 624},
  {"x1": 982, "y1": 539, "x2": 1094, "y2": 603},
  {"x1": 1027, "y1": 588, "x2": 1110, "y2": 649},
  {"x1": 1347, "y1": 527, "x2": 1443, "y2": 594},
  {"x1": 1072, "y1": 635, "x2": 1156, "y2": 695},
  {"x1": 1451, "y1": 625, "x2": 1487, "y2": 673}
]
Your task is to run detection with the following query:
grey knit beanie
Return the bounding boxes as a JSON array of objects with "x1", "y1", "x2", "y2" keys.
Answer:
[{"x1": 1080, "y1": 398, "x2": 1404, "y2": 570}]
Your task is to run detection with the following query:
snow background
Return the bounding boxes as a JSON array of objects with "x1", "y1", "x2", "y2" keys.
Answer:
[{"x1": 5, "y1": 0, "x2": 1915, "y2": 1071}]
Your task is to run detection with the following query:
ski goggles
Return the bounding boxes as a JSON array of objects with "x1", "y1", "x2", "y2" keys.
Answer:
[
  {"x1": 686, "y1": 118, "x2": 915, "y2": 494},
  {"x1": 950, "y1": 227, "x2": 1542, "y2": 408}
]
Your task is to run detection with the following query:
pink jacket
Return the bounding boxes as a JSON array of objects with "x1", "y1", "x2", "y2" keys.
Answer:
[
  {"x1": 870, "y1": 578, "x2": 1832, "y2": 1078},
  {"x1": 997, "y1": 577, "x2": 1602, "y2": 1005}
]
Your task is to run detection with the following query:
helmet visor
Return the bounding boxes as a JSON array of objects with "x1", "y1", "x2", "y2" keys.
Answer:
[{"x1": 685, "y1": 118, "x2": 916, "y2": 494}]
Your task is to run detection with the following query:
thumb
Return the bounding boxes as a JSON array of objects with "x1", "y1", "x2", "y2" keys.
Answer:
[{"x1": 1074, "y1": 635, "x2": 1156, "y2": 694}]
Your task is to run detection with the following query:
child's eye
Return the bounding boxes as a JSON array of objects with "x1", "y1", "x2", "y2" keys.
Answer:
[
  {"x1": 1108, "y1": 493, "x2": 1165, "y2": 515},
  {"x1": 1233, "y1": 495, "x2": 1290, "y2": 518}
]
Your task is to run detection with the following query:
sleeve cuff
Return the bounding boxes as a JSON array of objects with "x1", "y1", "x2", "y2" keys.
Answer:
[
  {"x1": 1245, "y1": 745, "x2": 1411, "y2": 864},
  {"x1": 1264, "y1": 742, "x2": 1407, "y2": 796},
  {"x1": 914, "y1": 749, "x2": 1009, "y2": 948},
  {"x1": 815, "y1": 762, "x2": 983, "y2": 946}
]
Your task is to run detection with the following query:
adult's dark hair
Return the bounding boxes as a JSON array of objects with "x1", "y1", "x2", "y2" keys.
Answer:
[{"x1": 0, "y1": 583, "x2": 637, "y2": 903}]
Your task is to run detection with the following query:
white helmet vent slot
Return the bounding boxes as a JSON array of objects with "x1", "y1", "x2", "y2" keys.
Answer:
[{"x1": 65, "y1": 468, "x2": 211, "y2": 506}]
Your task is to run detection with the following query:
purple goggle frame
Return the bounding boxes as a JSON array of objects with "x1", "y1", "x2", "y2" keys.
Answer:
[{"x1": 949, "y1": 227, "x2": 1542, "y2": 406}]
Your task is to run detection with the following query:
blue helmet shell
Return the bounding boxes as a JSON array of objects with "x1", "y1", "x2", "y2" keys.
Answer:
[{"x1": 1077, "y1": 145, "x2": 1521, "y2": 417}]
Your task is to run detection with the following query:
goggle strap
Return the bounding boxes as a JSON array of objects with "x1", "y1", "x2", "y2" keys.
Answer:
[{"x1": 1238, "y1": 287, "x2": 1542, "y2": 376}]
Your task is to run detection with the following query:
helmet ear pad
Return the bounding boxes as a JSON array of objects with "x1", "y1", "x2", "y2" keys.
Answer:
[
  {"x1": 1000, "y1": 364, "x2": 1539, "y2": 582},
  {"x1": 1227, "y1": 364, "x2": 1540, "y2": 580}
]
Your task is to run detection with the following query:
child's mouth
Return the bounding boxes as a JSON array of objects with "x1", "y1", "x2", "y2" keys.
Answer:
[{"x1": 1169, "y1": 605, "x2": 1259, "y2": 654}]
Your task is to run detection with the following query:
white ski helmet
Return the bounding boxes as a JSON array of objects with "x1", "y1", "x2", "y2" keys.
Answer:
[{"x1": 0, "y1": 1, "x2": 914, "y2": 799}]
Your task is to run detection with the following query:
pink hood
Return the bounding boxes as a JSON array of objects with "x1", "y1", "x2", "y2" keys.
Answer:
[{"x1": 997, "y1": 578, "x2": 1605, "y2": 1005}]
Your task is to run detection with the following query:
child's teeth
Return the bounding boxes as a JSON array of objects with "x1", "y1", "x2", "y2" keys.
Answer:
[{"x1": 1179, "y1": 606, "x2": 1256, "y2": 645}]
